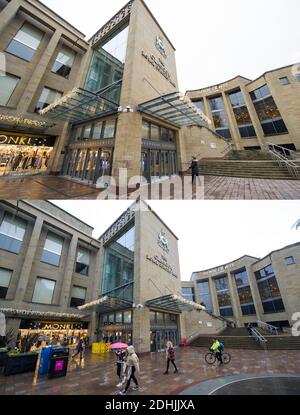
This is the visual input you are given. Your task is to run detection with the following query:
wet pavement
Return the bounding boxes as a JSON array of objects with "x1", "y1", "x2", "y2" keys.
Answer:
[
  {"x1": 1, "y1": 347, "x2": 300, "y2": 395},
  {"x1": 0, "y1": 175, "x2": 300, "y2": 200}
]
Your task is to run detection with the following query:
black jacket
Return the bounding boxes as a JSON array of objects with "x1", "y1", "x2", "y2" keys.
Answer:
[{"x1": 190, "y1": 160, "x2": 199, "y2": 175}]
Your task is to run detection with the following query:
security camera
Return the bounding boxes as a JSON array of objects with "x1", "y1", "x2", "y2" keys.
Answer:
[
  {"x1": 117, "y1": 106, "x2": 123, "y2": 113},
  {"x1": 124, "y1": 105, "x2": 133, "y2": 113}
]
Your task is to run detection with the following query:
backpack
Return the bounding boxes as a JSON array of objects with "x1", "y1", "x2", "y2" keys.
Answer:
[{"x1": 218, "y1": 342, "x2": 225, "y2": 351}]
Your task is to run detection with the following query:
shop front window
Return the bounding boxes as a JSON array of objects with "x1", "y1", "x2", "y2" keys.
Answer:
[
  {"x1": 85, "y1": 24, "x2": 129, "y2": 103},
  {"x1": 255, "y1": 265, "x2": 285, "y2": 314},
  {"x1": 250, "y1": 85, "x2": 288, "y2": 135},
  {"x1": 233, "y1": 269, "x2": 256, "y2": 316},
  {"x1": 102, "y1": 224, "x2": 135, "y2": 302},
  {"x1": 0, "y1": 213, "x2": 26, "y2": 254},
  {"x1": 0, "y1": 268, "x2": 12, "y2": 299}
]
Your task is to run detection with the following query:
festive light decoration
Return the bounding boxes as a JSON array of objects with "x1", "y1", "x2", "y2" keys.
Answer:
[
  {"x1": 78, "y1": 296, "x2": 109, "y2": 311},
  {"x1": 171, "y1": 294, "x2": 206, "y2": 311},
  {"x1": 39, "y1": 88, "x2": 81, "y2": 115},
  {"x1": 0, "y1": 308, "x2": 84, "y2": 320},
  {"x1": 0, "y1": 114, "x2": 49, "y2": 128}
]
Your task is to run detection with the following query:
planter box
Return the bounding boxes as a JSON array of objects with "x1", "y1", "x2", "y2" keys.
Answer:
[{"x1": 4, "y1": 353, "x2": 38, "y2": 376}]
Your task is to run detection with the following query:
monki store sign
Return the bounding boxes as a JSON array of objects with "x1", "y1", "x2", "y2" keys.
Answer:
[{"x1": 0, "y1": 131, "x2": 55, "y2": 147}]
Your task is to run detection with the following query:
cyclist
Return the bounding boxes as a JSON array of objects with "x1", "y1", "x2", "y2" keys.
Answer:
[{"x1": 210, "y1": 338, "x2": 224, "y2": 365}]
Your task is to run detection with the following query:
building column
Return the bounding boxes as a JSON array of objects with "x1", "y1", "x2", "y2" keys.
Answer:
[
  {"x1": 17, "y1": 29, "x2": 63, "y2": 113},
  {"x1": 209, "y1": 278, "x2": 219, "y2": 315},
  {"x1": 240, "y1": 85, "x2": 265, "y2": 150},
  {"x1": 227, "y1": 273, "x2": 243, "y2": 327},
  {"x1": 132, "y1": 307, "x2": 151, "y2": 354},
  {"x1": 0, "y1": 0, "x2": 22, "y2": 35},
  {"x1": 59, "y1": 235, "x2": 78, "y2": 308},
  {"x1": 222, "y1": 92, "x2": 243, "y2": 150},
  {"x1": 88, "y1": 247, "x2": 104, "y2": 343},
  {"x1": 14, "y1": 218, "x2": 44, "y2": 302},
  {"x1": 246, "y1": 265, "x2": 263, "y2": 322}
]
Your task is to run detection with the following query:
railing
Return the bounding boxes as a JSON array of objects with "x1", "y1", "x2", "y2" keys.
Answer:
[
  {"x1": 206, "y1": 311, "x2": 236, "y2": 328},
  {"x1": 251, "y1": 327, "x2": 268, "y2": 350},
  {"x1": 257, "y1": 321, "x2": 279, "y2": 336},
  {"x1": 267, "y1": 143, "x2": 297, "y2": 159},
  {"x1": 267, "y1": 143, "x2": 300, "y2": 179}
]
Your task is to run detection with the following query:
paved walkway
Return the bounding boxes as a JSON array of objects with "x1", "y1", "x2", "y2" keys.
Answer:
[
  {"x1": 1, "y1": 348, "x2": 300, "y2": 395},
  {"x1": 1, "y1": 175, "x2": 300, "y2": 200}
]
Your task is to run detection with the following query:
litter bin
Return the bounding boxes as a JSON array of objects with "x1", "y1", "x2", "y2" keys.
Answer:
[
  {"x1": 39, "y1": 346, "x2": 55, "y2": 375},
  {"x1": 48, "y1": 347, "x2": 69, "y2": 380}
]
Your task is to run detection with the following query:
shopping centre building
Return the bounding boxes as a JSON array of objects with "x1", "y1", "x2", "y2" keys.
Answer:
[
  {"x1": 0, "y1": 199, "x2": 300, "y2": 353},
  {"x1": 184, "y1": 244, "x2": 300, "y2": 330},
  {"x1": 1, "y1": 0, "x2": 299, "y2": 185}
]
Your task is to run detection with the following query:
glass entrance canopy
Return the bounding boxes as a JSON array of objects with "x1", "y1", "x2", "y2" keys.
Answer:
[
  {"x1": 38, "y1": 83, "x2": 121, "y2": 123},
  {"x1": 138, "y1": 92, "x2": 210, "y2": 128},
  {"x1": 145, "y1": 294, "x2": 206, "y2": 314},
  {"x1": 78, "y1": 295, "x2": 133, "y2": 314}
]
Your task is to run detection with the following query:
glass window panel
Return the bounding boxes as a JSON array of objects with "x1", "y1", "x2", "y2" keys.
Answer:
[
  {"x1": 285, "y1": 256, "x2": 295, "y2": 265},
  {"x1": 273, "y1": 119, "x2": 288, "y2": 134},
  {"x1": 109, "y1": 313, "x2": 115, "y2": 323},
  {"x1": 142, "y1": 121, "x2": 150, "y2": 140},
  {"x1": 82, "y1": 125, "x2": 92, "y2": 140},
  {"x1": 0, "y1": 268, "x2": 12, "y2": 288},
  {"x1": 116, "y1": 312, "x2": 123, "y2": 323},
  {"x1": 0, "y1": 213, "x2": 26, "y2": 241},
  {"x1": 35, "y1": 87, "x2": 63, "y2": 112},
  {"x1": 193, "y1": 100, "x2": 204, "y2": 111},
  {"x1": 6, "y1": 40, "x2": 35, "y2": 61},
  {"x1": 44, "y1": 232, "x2": 63, "y2": 255},
  {"x1": 123, "y1": 311, "x2": 132, "y2": 324},
  {"x1": 280, "y1": 77, "x2": 290, "y2": 85},
  {"x1": 71, "y1": 286, "x2": 86, "y2": 300},
  {"x1": 150, "y1": 124, "x2": 160, "y2": 141},
  {"x1": 32, "y1": 277, "x2": 55, "y2": 304},
  {"x1": 55, "y1": 47, "x2": 75, "y2": 66},
  {"x1": 93, "y1": 121, "x2": 103, "y2": 139},
  {"x1": 209, "y1": 96, "x2": 224, "y2": 111},
  {"x1": 220, "y1": 307, "x2": 233, "y2": 317},
  {"x1": 0, "y1": 73, "x2": 20, "y2": 106},
  {"x1": 103, "y1": 119, "x2": 116, "y2": 138},
  {"x1": 14, "y1": 23, "x2": 43, "y2": 49},
  {"x1": 261, "y1": 121, "x2": 276, "y2": 135}
]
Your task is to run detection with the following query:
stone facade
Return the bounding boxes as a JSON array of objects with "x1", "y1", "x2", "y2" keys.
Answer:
[{"x1": 189, "y1": 245, "x2": 300, "y2": 329}]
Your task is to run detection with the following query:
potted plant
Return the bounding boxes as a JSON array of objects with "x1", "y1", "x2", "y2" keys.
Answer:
[{"x1": 0, "y1": 328, "x2": 15, "y2": 369}]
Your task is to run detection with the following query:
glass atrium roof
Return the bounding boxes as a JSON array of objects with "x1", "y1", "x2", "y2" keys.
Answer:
[
  {"x1": 138, "y1": 92, "x2": 209, "y2": 128},
  {"x1": 78, "y1": 295, "x2": 133, "y2": 314},
  {"x1": 38, "y1": 85, "x2": 120, "y2": 123},
  {"x1": 145, "y1": 294, "x2": 205, "y2": 314}
]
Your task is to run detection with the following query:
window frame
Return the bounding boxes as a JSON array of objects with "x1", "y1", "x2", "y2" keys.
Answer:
[
  {"x1": 40, "y1": 231, "x2": 64, "y2": 268},
  {"x1": 5, "y1": 22, "x2": 44, "y2": 62},
  {"x1": 32, "y1": 276, "x2": 56, "y2": 305},
  {"x1": 0, "y1": 73, "x2": 21, "y2": 107}
]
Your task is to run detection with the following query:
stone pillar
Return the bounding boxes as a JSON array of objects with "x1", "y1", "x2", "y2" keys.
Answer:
[
  {"x1": 59, "y1": 235, "x2": 78, "y2": 308},
  {"x1": 222, "y1": 92, "x2": 243, "y2": 150},
  {"x1": 132, "y1": 307, "x2": 150, "y2": 354},
  {"x1": 209, "y1": 278, "x2": 219, "y2": 315},
  {"x1": 49, "y1": 123, "x2": 71, "y2": 174},
  {"x1": 240, "y1": 85, "x2": 265, "y2": 150},
  {"x1": 88, "y1": 247, "x2": 104, "y2": 342},
  {"x1": 0, "y1": 0, "x2": 22, "y2": 35},
  {"x1": 17, "y1": 29, "x2": 63, "y2": 113},
  {"x1": 227, "y1": 272, "x2": 243, "y2": 327},
  {"x1": 14, "y1": 218, "x2": 44, "y2": 302}
]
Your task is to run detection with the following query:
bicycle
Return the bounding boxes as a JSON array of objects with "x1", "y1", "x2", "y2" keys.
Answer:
[{"x1": 205, "y1": 350, "x2": 231, "y2": 365}]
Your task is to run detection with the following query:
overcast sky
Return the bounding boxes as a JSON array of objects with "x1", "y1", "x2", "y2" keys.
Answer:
[
  {"x1": 42, "y1": 0, "x2": 300, "y2": 91},
  {"x1": 52, "y1": 200, "x2": 300, "y2": 281}
]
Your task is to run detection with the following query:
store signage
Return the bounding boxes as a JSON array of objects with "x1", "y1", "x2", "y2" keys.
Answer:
[
  {"x1": 90, "y1": 1, "x2": 133, "y2": 46},
  {"x1": 158, "y1": 231, "x2": 169, "y2": 253},
  {"x1": 198, "y1": 83, "x2": 229, "y2": 95},
  {"x1": 101, "y1": 207, "x2": 135, "y2": 244},
  {"x1": 20, "y1": 321, "x2": 88, "y2": 330},
  {"x1": 0, "y1": 131, "x2": 55, "y2": 147},
  {"x1": 141, "y1": 51, "x2": 177, "y2": 88},
  {"x1": 146, "y1": 254, "x2": 178, "y2": 278},
  {"x1": 155, "y1": 36, "x2": 167, "y2": 59},
  {"x1": 201, "y1": 262, "x2": 236, "y2": 277}
]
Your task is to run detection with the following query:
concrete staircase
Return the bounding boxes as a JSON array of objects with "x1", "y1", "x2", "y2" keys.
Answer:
[
  {"x1": 189, "y1": 327, "x2": 300, "y2": 350},
  {"x1": 224, "y1": 150, "x2": 274, "y2": 161},
  {"x1": 198, "y1": 159, "x2": 295, "y2": 180}
]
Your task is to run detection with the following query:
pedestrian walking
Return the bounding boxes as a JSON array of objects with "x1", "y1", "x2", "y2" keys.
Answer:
[
  {"x1": 72, "y1": 338, "x2": 84, "y2": 360},
  {"x1": 116, "y1": 349, "x2": 127, "y2": 387},
  {"x1": 164, "y1": 341, "x2": 178, "y2": 375},
  {"x1": 190, "y1": 156, "x2": 199, "y2": 184},
  {"x1": 119, "y1": 346, "x2": 140, "y2": 395}
]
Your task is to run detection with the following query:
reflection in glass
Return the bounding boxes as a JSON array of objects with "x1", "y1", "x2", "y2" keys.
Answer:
[
  {"x1": 209, "y1": 96, "x2": 231, "y2": 140},
  {"x1": 85, "y1": 24, "x2": 129, "y2": 103},
  {"x1": 233, "y1": 269, "x2": 256, "y2": 315},
  {"x1": 197, "y1": 281, "x2": 213, "y2": 313},
  {"x1": 214, "y1": 276, "x2": 233, "y2": 317}
]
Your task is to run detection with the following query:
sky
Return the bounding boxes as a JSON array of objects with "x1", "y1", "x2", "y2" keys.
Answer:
[
  {"x1": 41, "y1": 0, "x2": 300, "y2": 91},
  {"x1": 52, "y1": 200, "x2": 300, "y2": 281}
]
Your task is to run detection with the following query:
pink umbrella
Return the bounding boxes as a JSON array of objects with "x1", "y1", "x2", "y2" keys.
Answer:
[{"x1": 109, "y1": 343, "x2": 128, "y2": 350}]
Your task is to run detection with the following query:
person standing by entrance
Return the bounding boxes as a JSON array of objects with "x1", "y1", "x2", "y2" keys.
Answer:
[
  {"x1": 72, "y1": 338, "x2": 84, "y2": 360},
  {"x1": 164, "y1": 341, "x2": 178, "y2": 375},
  {"x1": 190, "y1": 157, "x2": 199, "y2": 184},
  {"x1": 119, "y1": 346, "x2": 140, "y2": 395}
]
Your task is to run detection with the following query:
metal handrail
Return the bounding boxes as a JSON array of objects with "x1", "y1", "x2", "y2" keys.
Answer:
[
  {"x1": 257, "y1": 321, "x2": 279, "y2": 335},
  {"x1": 267, "y1": 143, "x2": 300, "y2": 179},
  {"x1": 267, "y1": 142, "x2": 297, "y2": 159},
  {"x1": 251, "y1": 328, "x2": 268, "y2": 349}
]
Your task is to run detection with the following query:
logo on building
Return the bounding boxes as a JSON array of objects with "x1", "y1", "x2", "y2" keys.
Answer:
[
  {"x1": 155, "y1": 36, "x2": 167, "y2": 59},
  {"x1": 158, "y1": 231, "x2": 169, "y2": 253}
]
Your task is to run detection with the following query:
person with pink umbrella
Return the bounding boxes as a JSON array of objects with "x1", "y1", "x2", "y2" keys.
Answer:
[{"x1": 109, "y1": 342, "x2": 128, "y2": 387}]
